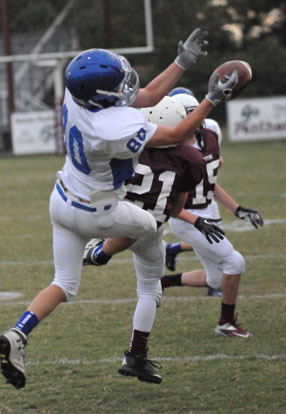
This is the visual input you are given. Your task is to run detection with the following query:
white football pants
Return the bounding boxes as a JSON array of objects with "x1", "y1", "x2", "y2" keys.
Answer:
[
  {"x1": 129, "y1": 226, "x2": 165, "y2": 332},
  {"x1": 169, "y1": 203, "x2": 245, "y2": 290},
  {"x1": 49, "y1": 183, "x2": 157, "y2": 301}
]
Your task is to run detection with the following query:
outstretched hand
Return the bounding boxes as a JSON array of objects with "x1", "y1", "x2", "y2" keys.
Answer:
[
  {"x1": 206, "y1": 71, "x2": 238, "y2": 106},
  {"x1": 194, "y1": 217, "x2": 225, "y2": 244},
  {"x1": 175, "y1": 28, "x2": 208, "y2": 70},
  {"x1": 235, "y1": 206, "x2": 264, "y2": 229}
]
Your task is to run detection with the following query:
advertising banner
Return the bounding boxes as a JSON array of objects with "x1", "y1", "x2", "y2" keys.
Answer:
[
  {"x1": 11, "y1": 111, "x2": 56, "y2": 155},
  {"x1": 227, "y1": 97, "x2": 286, "y2": 142}
]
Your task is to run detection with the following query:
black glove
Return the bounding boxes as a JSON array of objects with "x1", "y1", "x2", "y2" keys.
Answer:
[
  {"x1": 194, "y1": 217, "x2": 225, "y2": 244},
  {"x1": 235, "y1": 206, "x2": 264, "y2": 229}
]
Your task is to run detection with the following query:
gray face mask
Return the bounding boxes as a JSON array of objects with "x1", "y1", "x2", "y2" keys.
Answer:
[
  {"x1": 84, "y1": 56, "x2": 140, "y2": 109},
  {"x1": 115, "y1": 56, "x2": 140, "y2": 106}
]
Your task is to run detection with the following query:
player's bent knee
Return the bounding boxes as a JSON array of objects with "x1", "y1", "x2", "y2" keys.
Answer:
[
  {"x1": 234, "y1": 252, "x2": 245, "y2": 274},
  {"x1": 52, "y1": 279, "x2": 80, "y2": 302},
  {"x1": 224, "y1": 251, "x2": 245, "y2": 275},
  {"x1": 137, "y1": 282, "x2": 162, "y2": 307},
  {"x1": 137, "y1": 290, "x2": 162, "y2": 305}
]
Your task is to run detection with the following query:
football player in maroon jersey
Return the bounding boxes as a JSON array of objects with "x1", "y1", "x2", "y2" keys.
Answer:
[
  {"x1": 83, "y1": 96, "x2": 225, "y2": 384},
  {"x1": 165, "y1": 88, "x2": 223, "y2": 298},
  {"x1": 163, "y1": 92, "x2": 264, "y2": 338}
]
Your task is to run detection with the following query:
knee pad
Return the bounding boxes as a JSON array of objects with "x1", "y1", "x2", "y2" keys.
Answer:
[
  {"x1": 206, "y1": 251, "x2": 245, "y2": 290},
  {"x1": 51, "y1": 278, "x2": 81, "y2": 302},
  {"x1": 137, "y1": 280, "x2": 162, "y2": 308},
  {"x1": 223, "y1": 250, "x2": 245, "y2": 275}
]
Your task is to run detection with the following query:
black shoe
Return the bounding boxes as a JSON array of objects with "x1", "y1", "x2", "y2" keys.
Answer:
[
  {"x1": 118, "y1": 350, "x2": 162, "y2": 384},
  {"x1": 165, "y1": 243, "x2": 177, "y2": 271},
  {"x1": 0, "y1": 329, "x2": 27, "y2": 389}
]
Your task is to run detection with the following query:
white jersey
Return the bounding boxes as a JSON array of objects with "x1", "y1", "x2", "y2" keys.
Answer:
[{"x1": 58, "y1": 88, "x2": 157, "y2": 201}]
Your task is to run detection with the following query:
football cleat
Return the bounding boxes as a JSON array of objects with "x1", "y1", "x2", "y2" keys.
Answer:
[
  {"x1": 215, "y1": 317, "x2": 251, "y2": 338},
  {"x1": 207, "y1": 287, "x2": 222, "y2": 297},
  {"x1": 0, "y1": 328, "x2": 27, "y2": 389},
  {"x1": 83, "y1": 239, "x2": 111, "y2": 266},
  {"x1": 165, "y1": 243, "x2": 177, "y2": 271},
  {"x1": 118, "y1": 350, "x2": 162, "y2": 384}
]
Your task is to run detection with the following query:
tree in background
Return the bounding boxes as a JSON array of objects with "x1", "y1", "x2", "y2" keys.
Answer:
[
  {"x1": 1, "y1": 0, "x2": 69, "y2": 32},
  {"x1": 71, "y1": 0, "x2": 286, "y2": 123},
  {"x1": 1, "y1": 0, "x2": 285, "y2": 126}
]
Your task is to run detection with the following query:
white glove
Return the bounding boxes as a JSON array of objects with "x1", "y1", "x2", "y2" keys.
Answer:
[
  {"x1": 175, "y1": 28, "x2": 208, "y2": 70},
  {"x1": 206, "y1": 71, "x2": 238, "y2": 106},
  {"x1": 235, "y1": 206, "x2": 264, "y2": 229}
]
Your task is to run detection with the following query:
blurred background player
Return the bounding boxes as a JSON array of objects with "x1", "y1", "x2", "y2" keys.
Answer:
[
  {"x1": 163, "y1": 91, "x2": 264, "y2": 338},
  {"x1": 166, "y1": 86, "x2": 223, "y2": 296},
  {"x1": 0, "y1": 29, "x2": 238, "y2": 389},
  {"x1": 83, "y1": 95, "x2": 225, "y2": 384},
  {"x1": 169, "y1": 86, "x2": 223, "y2": 145}
]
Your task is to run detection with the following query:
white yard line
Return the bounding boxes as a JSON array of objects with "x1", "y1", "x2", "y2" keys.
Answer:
[
  {"x1": 1, "y1": 252, "x2": 286, "y2": 266},
  {"x1": 1, "y1": 292, "x2": 286, "y2": 306},
  {"x1": 0, "y1": 292, "x2": 22, "y2": 300},
  {"x1": 25, "y1": 353, "x2": 286, "y2": 367},
  {"x1": 100, "y1": 353, "x2": 286, "y2": 363},
  {"x1": 163, "y1": 219, "x2": 286, "y2": 234}
]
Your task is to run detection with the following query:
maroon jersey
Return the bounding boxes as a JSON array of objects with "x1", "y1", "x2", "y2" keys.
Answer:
[
  {"x1": 185, "y1": 127, "x2": 220, "y2": 209},
  {"x1": 125, "y1": 143, "x2": 205, "y2": 226}
]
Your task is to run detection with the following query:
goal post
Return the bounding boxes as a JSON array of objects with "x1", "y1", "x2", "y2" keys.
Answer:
[{"x1": 0, "y1": 0, "x2": 154, "y2": 155}]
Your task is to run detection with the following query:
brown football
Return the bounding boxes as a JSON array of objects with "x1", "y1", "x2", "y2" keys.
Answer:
[{"x1": 208, "y1": 60, "x2": 252, "y2": 99}]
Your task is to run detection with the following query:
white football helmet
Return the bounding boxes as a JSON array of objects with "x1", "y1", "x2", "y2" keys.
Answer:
[
  {"x1": 140, "y1": 96, "x2": 187, "y2": 127},
  {"x1": 172, "y1": 93, "x2": 204, "y2": 149},
  {"x1": 172, "y1": 93, "x2": 199, "y2": 114}
]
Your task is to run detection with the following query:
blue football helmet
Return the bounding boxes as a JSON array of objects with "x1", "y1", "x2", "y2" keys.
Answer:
[
  {"x1": 168, "y1": 87, "x2": 194, "y2": 97},
  {"x1": 65, "y1": 48, "x2": 140, "y2": 109}
]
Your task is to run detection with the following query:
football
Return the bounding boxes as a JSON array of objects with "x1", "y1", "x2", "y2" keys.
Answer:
[{"x1": 208, "y1": 60, "x2": 252, "y2": 99}]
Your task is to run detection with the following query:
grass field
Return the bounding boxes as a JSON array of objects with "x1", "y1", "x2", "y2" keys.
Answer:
[{"x1": 0, "y1": 140, "x2": 286, "y2": 414}]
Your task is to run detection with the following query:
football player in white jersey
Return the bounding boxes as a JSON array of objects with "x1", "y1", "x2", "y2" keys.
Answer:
[
  {"x1": 0, "y1": 28, "x2": 239, "y2": 389},
  {"x1": 162, "y1": 92, "x2": 264, "y2": 338}
]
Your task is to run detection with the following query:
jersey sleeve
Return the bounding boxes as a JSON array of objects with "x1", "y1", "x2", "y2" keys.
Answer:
[{"x1": 101, "y1": 108, "x2": 157, "y2": 160}]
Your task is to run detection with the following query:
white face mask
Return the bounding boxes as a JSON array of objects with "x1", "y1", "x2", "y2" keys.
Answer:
[{"x1": 115, "y1": 56, "x2": 140, "y2": 106}]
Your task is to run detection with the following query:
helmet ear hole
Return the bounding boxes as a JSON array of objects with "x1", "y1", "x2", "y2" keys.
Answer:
[{"x1": 140, "y1": 96, "x2": 187, "y2": 127}]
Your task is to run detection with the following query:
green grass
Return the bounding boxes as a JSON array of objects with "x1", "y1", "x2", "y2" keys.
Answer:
[{"x1": 0, "y1": 140, "x2": 286, "y2": 414}]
